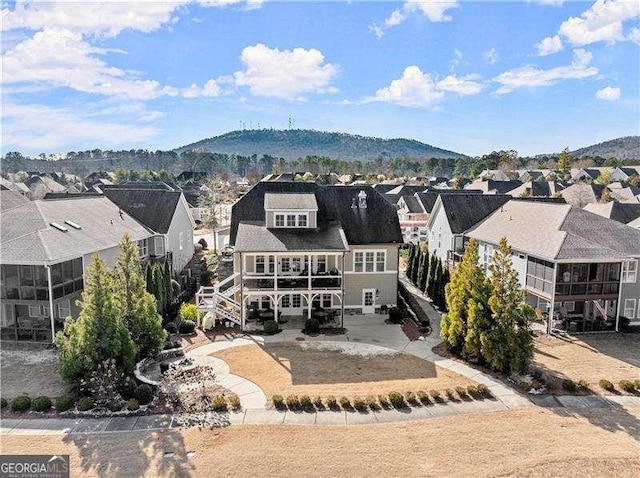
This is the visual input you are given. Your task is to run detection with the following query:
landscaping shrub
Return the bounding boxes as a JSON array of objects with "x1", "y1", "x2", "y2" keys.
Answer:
[
  {"x1": 339, "y1": 396, "x2": 352, "y2": 410},
  {"x1": 445, "y1": 389, "x2": 455, "y2": 400},
  {"x1": 212, "y1": 396, "x2": 227, "y2": 412},
  {"x1": 179, "y1": 303, "x2": 199, "y2": 322},
  {"x1": 133, "y1": 384, "x2": 154, "y2": 405},
  {"x1": 561, "y1": 379, "x2": 577, "y2": 393},
  {"x1": 198, "y1": 238, "x2": 208, "y2": 249},
  {"x1": 299, "y1": 395, "x2": 313, "y2": 411},
  {"x1": 619, "y1": 380, "x2": 636, "y2": 393},
  {"x1": 455, "y1": 386, "x2": 468, "y2": 399},
  {"x1": 466, "y1": 386, "x2": 479, "y2": 399},
  {"x1": 430, "y1": 390, "x2": 442, "y2": 402},
  {"x1": 326, "y1": 396, "x2": 338, "y2": 410},
  {"x1": 285, "y1": 395, "x2": 300, "y2": 410},
  {"x1": 404, "y1": 391, "x2": 417, "y2": 405},
  {"x1": 353, "y1": 397, "x2": 368, "y2": 412},
  {"x1": 263, "y1": 320, "x2": 279, "y2": 335},
  {"x1": 120, "y1": 377, "x2": 137, "y2": 400},
  {"x1": 388, "y1": 391, "x2": 405, "y2": 409},
  {"x1": 303, "y1": 318, "x2": 320, "y2": 334},
  {"x1": 377, "y1": 394, "x2": 390, "y2": 409},
  {"x1": 416, "y1": 390, "x2": 430, "y2": 404},
  {"x1": 55, "y1": 396, "x2": 74, "y2": 412},
  {"x1": 107, "y1": 401, "x2": 122, "y2": 412},
  {"x1": 272, "y1": 395, "x2": 285, "y2": 410},
  {"x1": 388, "y1": 307, "x2": 403, "y2": 324},
  {"x1": 313, "y1": 396, "x2": 324, "y2": 409},
  {"x1": 545, "y1": 380, "x2": 556, "y2": 391},
  {"x1": 77, "y1": 397, "x2": 94, "y2": 412},
  {"x1": 634, "y1": 379, "x2": 640, "y2": 390},
  {"x1": 32, "y1": 396, "x2": 52, "y2": 412},
  {"x1": 0, "y1": 398, "x2": 7, "y2": 409},
  {"x1": 178, "y1": 319, "x2": 196, "y2": 335},
  {"x1": 475, "y1": 384, "x2": 491, "y2": 397},
  {"x1": 598, "y1": 379, "x2": 615, "y2": 392},
  {"x1": 578, "y1": 379, "x2": 590, "y2": 391},
  {"x1": 10, "y1": 395, "x2": 31, "y2": 412},
  {"x1": 164, "y1": 321, "x2": 178, "y2": 334},
  {"x1": 365, "y1": 396, "x2": 379, "y2": 411},
  {"x1": 127, "y1": 398, "x2": 140, "y2": 411},
  {"x1": 227, "y1": 395, "x2": 241, "y2": 411}
]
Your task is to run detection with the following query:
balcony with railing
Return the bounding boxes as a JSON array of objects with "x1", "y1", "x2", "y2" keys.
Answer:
[{"x1": 242, "y1": 269, "x2": 342, "y2": 292}]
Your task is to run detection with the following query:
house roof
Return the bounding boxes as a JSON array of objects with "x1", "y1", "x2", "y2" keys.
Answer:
[
  {"x1": 438, "y1": 194, "x2": 512, "y2": 234},
  {"x1": 264, "y1": 193, "x2": 318, "y2": 210},
  {"x1": 560, "y1": 183, "x2": 607, "y2": 206},
  {"x1": 0, "y1": 196, "x2": 152, "y2": 264},
  {"x1": 416, "y1": 190, "x2": 483, "y2": 214},
  {"x1": 467, "y1": 200, "x2": 640, "y2": 261},
  {"x1": 235, "y1": 221, "x2": 348, "y2": 252},
  {"x1": 398, "y1": 195, "x2": 424, "y2": 214},
  {"x1": 104, "y1": 189, "x2": 182, "y2": 234},
  {"x1": 230, "y1": 182, "x2": 403, "y2": 246},
  {"x1": 583, "y1": 202, "x2": 640, "y2": 225},
  {"x1": 0, "y1": 190, "x2": 30, "y2": 211}
]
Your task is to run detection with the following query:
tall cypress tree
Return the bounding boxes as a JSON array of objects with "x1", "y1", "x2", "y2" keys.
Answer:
[
  {"x1": 410, "y1": 245, "x2": 421, "y2": 285},
  {"x1": 113, "y1": 234, "x2": 166, "y2": 361},
  {"x1": 406, "y1": 244, "x2": 416, "y2": 280},
  {"x1": 425, "y1": 254, "x2": 437, "y2": 297},
  {"x1": 417, "y1": 250, "x2": 429, "y2": 292},
  {"x1": 162, "y1": 260, "x2": 172, "y2": 309},
  {"x1": 439, "y1": 266, "x2": 451, "y2": 310}
]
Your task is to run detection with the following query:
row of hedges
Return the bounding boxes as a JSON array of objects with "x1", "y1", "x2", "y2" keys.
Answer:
[
  {"x1": 271, "y1": 385, "x2": 491, "y2": 412},
  {"x1": 598, "y1": 378, "x2": 640, "y2": 394},
  {"x1": 398, "y1": 281, "x2": 430, "y2": 327}
]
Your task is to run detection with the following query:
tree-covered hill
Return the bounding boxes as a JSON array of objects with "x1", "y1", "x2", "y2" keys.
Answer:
[
  {"x1": 175, "y1": 129, "x2": 466, "y2": 161},
  {"x1": 570, "y1": 136, "x2": 639, "y2": 160}
]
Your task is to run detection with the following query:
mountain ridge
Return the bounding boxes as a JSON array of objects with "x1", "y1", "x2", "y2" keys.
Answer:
[{"x1": 570, "y1": 136, "x2": 639, "y2": 160}]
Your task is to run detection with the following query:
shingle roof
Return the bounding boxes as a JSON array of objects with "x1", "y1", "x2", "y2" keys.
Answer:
[
  {"x1": 230, "y1": 182, "x2": 402, "y2": 246},
  {"x1": 264, "y1": 193, "x2": 318, "y2": 210},
  {"x1": 583, "y1": 202, "x2": 640, "y2": 225},
  {"x1": 235, "y1": 221, "x2": 348, "y2": 252},
  {"x1": 398, "y1": 195, "x2": 424, "y2": 214},
  {"x1": 104, "y1": 189, "x2": 182, "y2": 234},
  {"x1": 416, "y1": 190, "x2": 483, "y2": 214},
  {"x1": 0, "y1": 196, "x2": 152, "y2": 264},
  {"x1": 0, "y1": 190, "x2": 30, "y2": 211},
  {"x1": 560, "y1": 183, "x2": 607, "y2": 206},
  {"x1": 439, "y1": 194, "x2": 512, "y2": 233}
]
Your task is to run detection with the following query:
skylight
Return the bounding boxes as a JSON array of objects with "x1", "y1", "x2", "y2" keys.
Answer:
[
  {"x1": 50, "y1": 222, "x2": 68, "y2": 232},
  {"x1": 64, "y1": 220, "x2": 82, "y2": 230}
]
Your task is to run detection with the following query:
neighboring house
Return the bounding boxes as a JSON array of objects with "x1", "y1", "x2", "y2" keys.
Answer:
[
  {"x1": 508, "y1": 181, "x2": 565, "y2": 198},
  {"x1": 583, "y1": 202, "x2": 640, "y2": 227},
  {"x1": 0, "y1": 177, "x2": 30, "y2": 195},
  {"x1": 23, "y1": 175, "x2": 68, "y2": 199},
  {"x1": 426, "y1": 194, "x2": 512, "y2": 267},
  {"x1": 104, "y1": 188, "x2": 196, "y2": 273},
  {"x1": 196, "y1": 182, "x2": 403, "y2": 331},
  {"x1": 397, "y1": 194, "x2": 428, "y2": 243},
  {"x1": 0, "y1": 193, "x2": 160, "y2": 343},
  {"x1": 560, "y1": 183, "x2": 610, "y2": 207},
  {"x1": 465, "y1": 178, "x2": 523, "y2": 195},
  {"x1": 466, "y1": 200, "x2": 640, "y2": 333}
]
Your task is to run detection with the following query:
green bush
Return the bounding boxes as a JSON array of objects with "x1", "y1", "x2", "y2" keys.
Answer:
[
  {"x1": 339, "y1": 396, "x2": 352, "y2": 410},
  {"x1": 416, "y1": 390, "x2": 430, "y2": 404},
  {"x1": 285, "y1": 395, "x2": 300, "y2": 410},
  {"x1": 388, "y1": 307, "x2": 403, "y2": 324},
  {"x1": 466, "y1": 386, "x2": 479, "y2": 399},
  {"x1": 429, "y1": 390, "x2": 442, "y2": 402},
  {"x1": 388, "y1": 391, "x2": 405, "y2": 408},
  {"x1": 55, "y1": 396, "x2": 74, "y2": 412},
  {"x1": 0, "y1": 398, "x2": 7, "y2": 409},
  {"x1": 561, "y1": 379, "x2": 577, "y2": 393},
  {"x1": 32, "y1": 396, "x2": 52, "y2": 412},
  {"x1": 263, "y1": 320, "x2": 279, "y2": 335},
  {"x1": 303, "y1": 319, "x2": 320, "y2": 334},
  {"x1": 272, "y1": 395, "x2": 285, "y2": 410},
  {"x1": 299, "y1": 395, "x2": 313, "y2": 411},
  {"x1": 598, "y1": 379, "x2": 615, "y2": 392},
  {"x1": 455, "y1": 386, "x2": 468, "y2": 399},
  {"x1": 313, "y1": 396, "x2": 324, "y2": 409},
  {"x1": 634, "y1": 379, "x2": 640, "y2": 390},
  {"x1": 77, "y1": 397, "x2": 94, "y2": 412},
  {"x1": 127, "y1": 398, "x2": 140, "y2": 411},
  {"x1": 619, "y1": 380, "x2": 636, "y2": 393},
  {"x1": 164, "y1": 321, "x2": 178, "y2": 334},
  {"x1": 476, "y1": 384, "x2": 491, "y2": 397},
  {"x1": 377, "y1": 394, "x2": 390, "y2": 409},
  {"x1": 107, "y1": 401, "x2": 122, "y2": 412},
  {"x1": 179, "y1": 303, "x2": 199, "y2": 322},
  {"x1": 353, "y1": 397, "x2": 368, "y2": 412},
  {"x1": 227, "y1": 395, "x2": 241, "y2": 411},
  {"x1": 545, "y1": 380, "x2": 556, "y2": 391},
  {"x1": 133, "y1": 384, "x2": 154, "y2": 405},
  {"x1": 178, "y1": 319, "x2": 196, "y2": 335},
  {"x1": 577, "y1": 379, "x2": 590, "y2": 391},
  {"x1": 120, "y1": 378, "x2": 137, "y2": 400},
  {"x1": 365, "y1": 396, "x2": 379, "y2": 410},
  {"x1": 404, "y1": 391, "x2": 417, "y2": 405},
  {"x1": 10, "y1": 395, "x2": 31, "y2": 412},
  {"x1": 212, "y1": 396, "x2": 227, "y2": 412},
  {"x1": 445, "y1": 389, "x2": 455, "y2": 400},
  {"x1": 326, "y1": 395, "x2": 338, "y2": 410}
]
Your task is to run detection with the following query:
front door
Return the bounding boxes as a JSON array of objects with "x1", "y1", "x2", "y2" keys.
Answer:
[{"x1": 362, "y1": 289, "x2": 376, "y2": 314}]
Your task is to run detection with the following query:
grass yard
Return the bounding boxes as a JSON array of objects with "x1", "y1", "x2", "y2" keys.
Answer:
[
  {"x1": 2, "y1": 407, "x2": 639, "y2": 477},
  {"x1": 211, "y1": 342, "x2": 477, "y2": 399},
  {"x1": 533, "y1": 334, "x2": 640, "y2": 393}
]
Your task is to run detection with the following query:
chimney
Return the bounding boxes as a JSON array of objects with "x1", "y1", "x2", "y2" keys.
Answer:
[{"x1": 358, "y1": 190, "x2": 367, "y2": 209}]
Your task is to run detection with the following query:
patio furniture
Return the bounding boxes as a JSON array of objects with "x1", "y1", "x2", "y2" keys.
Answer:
[{"x1": 259, "y1": 309, "x2": 275, "y2": 321}]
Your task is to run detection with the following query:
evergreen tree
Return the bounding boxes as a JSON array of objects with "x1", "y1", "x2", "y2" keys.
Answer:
[
  {"x1": 56, "y1": 253, "x2": 136, "y2": 389},
  {"x1": 406, "y1": 244, "x2": 416, "y2": 280},
  {"x1": 163, "y1": 260, "x2": 173, "y2": 308},
  {"x1": 418, "y1": 250, "x2": 430, "y2": 292},
  {"x1": 440, "y1": 239, "x2": 489, "y2": 355},
  {"x1": 439, "y1": 266, "x2": 451, "y2": 310},
  {"x1": 425, "y1": 254, "x2": 437, "y2": 297},
  {"x1": 410, "y1": 245, "x2": 421, "y2": 285},
  {"x1": 145, "y1": 264, "x2": 153, "y2": 294},
  {"x1": 431, "y1": 258, "x2": 443, "y2": 307},
  {"x1": 482, "y1": 237, "x2": 534, "y2": 374},
  {"x1": 113, "y1": 234, "x2": 166, "y2": 361}
]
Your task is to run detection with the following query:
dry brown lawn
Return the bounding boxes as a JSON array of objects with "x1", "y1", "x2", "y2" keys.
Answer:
[
  {"x1": 533, "y1": 335, "x2": 640, "y2": 392},
  {"x1": 211, "y1": 343, "x2": 476, "y2": 399},
  {"x1": 2, "y1": 407, "x2": 639, "y2": 477}
]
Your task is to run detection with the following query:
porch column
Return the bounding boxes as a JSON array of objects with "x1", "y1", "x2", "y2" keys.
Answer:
[
  {"x1": 46, "y1": 264, "x2": 55, "y2": 344},
  {"x1": 274, "y1": 294, "x2": 278, "y2": 323},
  {"x1": 240, "y1": 253, "x2": 245, "y2": 331},
  {"x1": 307, "y1": 254, "x2": 312, "y2": 290},
  {"x1": 274, "y1": 254, "x2": 278, "y2": 291},
  {"x1": 341, "y1": 252, "x2": 345, "y2": 329},
  {"x1": 307, "y1": 293, "x2": 312, "y2": 319}
]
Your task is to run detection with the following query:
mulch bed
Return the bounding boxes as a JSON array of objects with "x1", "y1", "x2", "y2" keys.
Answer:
[{"x1": 401, "y1": 319, "x2": 424, "y2": 341}]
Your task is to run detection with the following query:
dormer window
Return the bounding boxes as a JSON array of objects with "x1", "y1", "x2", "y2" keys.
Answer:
[
  {"x1": 274, "y1": 212, "x2": 309, "y2": 228},
  {"x1": 265, "y1": 193, "x2": 317, "y2": 229}
]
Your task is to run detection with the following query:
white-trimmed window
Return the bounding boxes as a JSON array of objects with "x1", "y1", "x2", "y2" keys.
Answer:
[
  {"x1": 179, "y1": 232, "x2": 184, "y2": 251},
  {"x1": 57, "y1": 300, "x2": 71, "y2": 319},
  {"x1": 255, "y1": 256, "x2": 265, "y2": 274},
  {"x1": 376, "y1": 252, "x2": 385, "y2": 272},
  {"x1": 281, "y1": 257, "x2": 290, "y2": 273},
  {"x1": 316, "y1": 256, "x2": 327, "y2": 273},
  {"x1": 292, "y1": 294, "x2": 301, "y2": 308},
  {"x1": 273, "y1": 212, "x2": 309, "y2": 228},
  {"x1": 275, "y1": 214, "x2": 285, "y2": 227},
  {"x1": 286, "y1": 214, "x2": 296, "y2": 227},
  {"x1": 281, "y1": 295, "x2": 290, "y2": 308},
  {"x1": 354, "y1": 252, "x2": 364, "y2": 272},
  {"x1": 155, "y1": 236, "x2": 165, "y2": 256},
  {"x1": 353, "y1": 250, "x2": 386, "y2": 273},
  {"x1": 622, "y1": 260, "x2": 637, "y2": 283},
  {"x1": 137, "y1": 239, "x2": 148, "y2": 258},
  {"x1": 298, "y1": 214, "x2": 307, "y2": 227},
  {"x1": 28, "y1": 305, "x2": 41, "y2": 317},
  {"x1": 292, "y1": 257, "x2": 302, "y2": 272},
  {"x1": 623, "y1": 299, "x2": 636, "y2": 318}
]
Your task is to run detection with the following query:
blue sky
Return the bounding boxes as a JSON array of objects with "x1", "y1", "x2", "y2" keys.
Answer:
[{"x1": 2, "y1": 0, "x2": 639, "y2": 157}]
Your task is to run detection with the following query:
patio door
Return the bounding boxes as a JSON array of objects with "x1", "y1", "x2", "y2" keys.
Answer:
[{"x1": 362, "y1": 289, "x2": 376, "y2": 314}]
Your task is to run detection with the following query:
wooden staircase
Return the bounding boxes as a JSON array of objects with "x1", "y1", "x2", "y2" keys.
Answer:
[{"x1": 196, "y1": 273, "x2": 241, "y2": 327}]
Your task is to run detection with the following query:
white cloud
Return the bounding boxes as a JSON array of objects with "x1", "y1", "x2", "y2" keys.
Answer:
[
  {"x1": 2, "y1": 29, "x2": 178, "y2": 100},
  {"x1": 482, "y1": 47, "x2": 499, "y2": 65},
  {"x1": 233, "y1": 43, "x2": 338, "y2": 100},
  {"x1": 370, "y1": 0, "x2": 459, "y2": 37},
  {"x1": 182, "y1": 79, "x2": 222, "y2": 98},
  {"x1": 368, "y1": 66, "x2": 482, "y2": 107},
  {"x1": 2, "y1": 103, "x2": 160, "y2": 151},
  {"x1": 532, "y1": 0, "x2": 564, "y2": 6},
  {"x1": 595, "y1": 86, "x2": 621, "y2": 100},
  {"x1": 627, "y1": 26, "x2": 640, "y2": 44},
  {"x1": 493, "y1": 48, "x2": 598, "y2": 94},
  {"x1": 536, "y1": 35, "x2": 564, "y2": 56}
]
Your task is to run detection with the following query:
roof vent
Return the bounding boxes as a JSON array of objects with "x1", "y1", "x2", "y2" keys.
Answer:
[
  {"x1": 50, "y1": 222, "x2": 68, "y2": 232},
  {"x1": 358, "y1": 190, "x2": 367, "y2": 209},
  {"x1": 351, "y1": 198, "x2": 357, "y2": 209},
  {"x1": 64, "y1": 220, "x2": 82, "y2": 230}
]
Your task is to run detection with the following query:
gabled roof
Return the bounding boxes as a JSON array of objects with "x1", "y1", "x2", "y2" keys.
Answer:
[
  {"x1": 104, "y1": 189, "x2": 182, "y2": 234},
  {"x1": 560, "y1": 183, "x2": 607, "y2": 206},
  {"x1": 0, "y1": 190, "x2": 30, "y2": 211},
  {"x1": 436, "y1": 194, "x2": 512, "y2": 233},
  {"x1": 230, "y1": 182, "x2": 402, "y2": 246},
  {"x1": 264, "y1": 193, "x2": 318, "y2": 210},
  {"x1": 415, "y1": 189, "x2": 483, "y2": 214},
  {"x1": 235, "y1": 222, "x2": 348, "y2": 252},
  {"x1": 583, "y1": 202, "x2": 640, "y2": 225},
  {"x1": 398, "y1": 195, "x2": 424, "y2": 214},
  {"x1": 0, "y1": 196, "x2": 152, "y2": 264}
]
